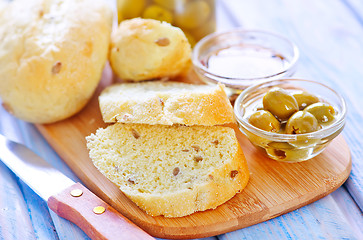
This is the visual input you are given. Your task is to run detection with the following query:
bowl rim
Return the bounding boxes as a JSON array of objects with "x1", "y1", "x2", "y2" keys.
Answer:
[
  {"x1": 233, "y1": 78, "x2": 347, "y2": 141},
  {"x1": 192, "y1": 28, "x2": 300, "y2": 83}
]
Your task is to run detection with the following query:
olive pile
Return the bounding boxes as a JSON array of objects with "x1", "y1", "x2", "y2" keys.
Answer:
[
  {"x1": 117, "y1": 0, "x2": 216, "y2": 46},
  {"x1": 248, "y1": 87, "x2": 337, "y2": 134}
]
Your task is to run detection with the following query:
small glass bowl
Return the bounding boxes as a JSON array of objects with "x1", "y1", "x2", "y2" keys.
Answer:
[
  {"x1": 192, "y1": 29, "x2": 299, "y2": 97},
  {"x1": 234, "y1": 79, "x2": 347, "y2": 163}
]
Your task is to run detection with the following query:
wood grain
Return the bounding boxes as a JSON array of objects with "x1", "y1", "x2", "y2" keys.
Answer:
[{"x1": 36, "y1": 64, "x2": 351, "y2": 239}]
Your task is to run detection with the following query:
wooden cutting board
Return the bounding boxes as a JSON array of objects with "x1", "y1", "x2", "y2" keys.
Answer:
[{"x1": 36, "y1": 64, "x2": 351, "y2": 239}]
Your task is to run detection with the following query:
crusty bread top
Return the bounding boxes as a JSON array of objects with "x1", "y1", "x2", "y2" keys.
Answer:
[
  {"x1": 99, "y1": 81, "x2": 235, "y2": 126},
  {"x1": 109, "y1": 18, "x2": 192, "y2": 82},
  {"x1": 0, "y1": 0, "x2": 112, "y2": 123},
  {"x1": 86, "y1": 123, "x2": 249, "y2": 217}
]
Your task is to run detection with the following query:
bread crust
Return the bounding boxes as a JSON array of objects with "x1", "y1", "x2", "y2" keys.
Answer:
[
  {"x1": 0, "y1": 0, "x2": 112, "y2": 123},
  {"x1": 99, "y1": 81, "x2": 235, "y2": 126}
]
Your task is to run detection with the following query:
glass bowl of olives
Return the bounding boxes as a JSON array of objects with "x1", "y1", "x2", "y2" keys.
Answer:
[{"x1": 234, "y1": 79, "x2": 347, "y2": 162}]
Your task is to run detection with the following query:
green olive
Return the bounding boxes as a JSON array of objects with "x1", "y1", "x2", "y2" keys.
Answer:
[
  {"x1": 292, "y1": 91, "x2": 319, "y2": 110},
  {"x1": 266, "y1": 147, "x2": 310, "y2": 162},
  {"x1": 263, "y1": 87, "x2": 299, "y2": 121},
  {"x1": 248, "y1": 110, "x2": 280, "y2": 132},
  {"x1": 285, "y1": 111, "x2": 319, "y2": 134},
  {"x1": 304, "y1": 102, "x2": 336, "y2": 124}
]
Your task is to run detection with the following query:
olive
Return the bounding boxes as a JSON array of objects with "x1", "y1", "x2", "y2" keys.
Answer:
[
  {"x1": 117, "y1": 0, "x2": 146, "y2": 21},
  {"x1": 292, "y1": 91, "x2": 319, "y2": 110},
  {"x1": 285, "y1": 111, "x2": 319, "y2": 134},
  {"x1": 142, "y1": 4, "x2": 173, "y2": 23},
  {"x1": 153, "y1": 0, "x2": 186, "y2": 10},
  {"x1": 304, "y1": 102, "x2": 336, "y2": 124},
  {"x1": 266, "y1": 147, "x2": 310, "y2": 162},
  {"x1": 174, "y1": 0, "x2": 211, "y2": 29},
  {"x1": 263, "y1": 87, "x2": 299, "y2": 121},
  {"x1": 248, "y1": 110, "x2": 280, "y2": 132}
]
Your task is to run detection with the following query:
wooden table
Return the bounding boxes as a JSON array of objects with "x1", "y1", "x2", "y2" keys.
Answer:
[{"x1": 0, "y1": 0, "x2": 362, "y2": 239}]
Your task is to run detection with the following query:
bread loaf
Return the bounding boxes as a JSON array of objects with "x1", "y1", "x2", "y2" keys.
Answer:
[
  {"x1": 109, "y1": 18, "x2": 192, "y2": 82},
  {"x1": 99, "y1": 81, "x2": 235, "y2": 126},
  {"x1": 0, "y1": 0, "x2": 112, "y2": 123},
  {"x1": 86, "y1": 123, "x2": 249, "y2": 217}
]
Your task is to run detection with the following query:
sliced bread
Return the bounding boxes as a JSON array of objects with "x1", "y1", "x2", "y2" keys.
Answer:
[
  {"x1": 86, "y1": 123, "x2": 249, "y2": 217},
  {"x1": 98, "y1": 81, "x2": 235, "y2": 126}
]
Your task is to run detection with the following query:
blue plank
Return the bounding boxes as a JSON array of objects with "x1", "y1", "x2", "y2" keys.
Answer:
[
  {"x1": 0, "y1": 107, "x2": 90, "y2": 240},
  {"x1": 218, "y1": 193, "x2": 361, "y2": 240},
  {"x1": 0, "y1": 163, "x2": 36, "y2": 240}
]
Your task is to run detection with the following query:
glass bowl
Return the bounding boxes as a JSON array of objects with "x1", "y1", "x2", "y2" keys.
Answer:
[
  {"x1": 234, "y1": 79, "x2": 347, "y2": 162},
  {"x1": 192, "y1": 29, "x2": 299, "y2": 96}
]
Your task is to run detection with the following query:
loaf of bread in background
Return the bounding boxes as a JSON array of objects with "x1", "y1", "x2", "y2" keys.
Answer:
[
  {"x1": 86, "y1": 123, "x2": 249, "y2": 217},
  {"x1": 109, "y1": 18, "x2": 192, "y2": 82},
  {"x1": 99, "y1": 81, "x2": 235, "y2": 126},
  {"x1": 0, "y1": 0, "x2": 112, "y2": 123}
]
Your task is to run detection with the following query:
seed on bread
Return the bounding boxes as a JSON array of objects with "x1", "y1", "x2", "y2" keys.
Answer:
[
  {"x1": 230, "y1": 170, "x2": 239, "y2": 178},
  {"x1": 131, "y1": 128, "x2": 140, "y2": 139},
  {"x1": 155, "y1": 37, "x2": 170, "y2": 46},
  {"x1": 191, "y1": 145, "x2": 200, "y2": 152},
  {"x1": 51, "y1": 61, "x2": 62, "y2": 74},
  {"x1": 194, "y1": 155, "x2": 203, "y2": 162},
  {"x1": 211, "y1": 139, "x2": 219, "y2": 145},
  {"x1": 128, "y1": 178, "x2": 135, "y2": 184},
  {"x1": 173, "y1": 167, "x2": 180, "y2": 176}
]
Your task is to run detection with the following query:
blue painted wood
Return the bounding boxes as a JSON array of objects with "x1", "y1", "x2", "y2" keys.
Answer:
[
  {"x1": 219, "y1": 194, "x2": 361, "y2": 240},
  {"x1": 0, "y1": 107, "x2": 90, "y2": 240},
  {"x1": 0, "y1": 163, "x2": 36, "y2": 240},
  {"x1": 0, "y1": 0, "x2": 362, "y2": 239}
]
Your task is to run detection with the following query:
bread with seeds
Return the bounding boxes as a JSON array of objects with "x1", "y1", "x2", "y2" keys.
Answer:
[
  {"x1": 86, "y1": 123, "x2": 249, "y2": 217},
  {"x1": 109, "y1": 18, "x2": 192, "y2": 82},
  {"x1": 0, "y1": 0, "x2": 112, "y2": 123},
  {"x1": 99, "y1": 81, "x2": 235, "y2": 126}
]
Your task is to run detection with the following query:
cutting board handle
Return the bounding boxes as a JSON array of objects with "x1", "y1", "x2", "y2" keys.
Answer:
[{"x1": 48, "y1": 182, "x2": 154, "y2": 240}]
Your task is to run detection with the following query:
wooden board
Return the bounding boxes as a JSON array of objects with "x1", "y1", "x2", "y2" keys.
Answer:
[{"x1": 36, "y1": 64, "x2": 351, "y2": 239}]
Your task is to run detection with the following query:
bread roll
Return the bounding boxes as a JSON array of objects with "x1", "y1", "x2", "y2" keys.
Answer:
[
  {"x1": 0, "y1": 0, "x2": 112, "y2": 123},
  {"x1": 109, "y1": 18, "x2": 192, "y2": 82},
  {"x1": 99, "y1": 81, "x2": 235, "y2": 126},
  {"x1": 86, "y1": 123, "x2": 249, "y2": 217}
]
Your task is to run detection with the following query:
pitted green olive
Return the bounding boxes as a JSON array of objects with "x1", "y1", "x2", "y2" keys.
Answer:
[
  {"x1": 248, "y1": 110, "x2": 280, "y2": 132},
  {"x1": 263, "y1": 87, "x2": 299, "y2": 121},
  {"x1": 292, "y1": 91, "x2": 319, "y2": 110},
  {"x1": 304, "y1": 102, "x2": 336, "y2": 124},
  {"x1": 285, "y1": 111, "x2": 319, "y2": 134}
]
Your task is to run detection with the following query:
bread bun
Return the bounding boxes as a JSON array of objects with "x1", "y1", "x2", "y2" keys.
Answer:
[
  {"x1": 109, "y1": 18, "x2": 192, "y2": 82},
  {"x1": 99, "y1": 81, "x2": 235, "y2": 126},
  {"x1": 0, "y1": 0, "x2": 112, "y2": 123},
  {"x1": 86, "y1": 123, "x2": 249, "y2": 217}
]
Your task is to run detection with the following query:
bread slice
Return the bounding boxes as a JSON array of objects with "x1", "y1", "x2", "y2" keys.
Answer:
[
  {"x1": 86, "y1": 123, "x2": 249, "y2": 217},
  {"x1": 98, "y1": 81, "x2": 235, "y2": 126}
]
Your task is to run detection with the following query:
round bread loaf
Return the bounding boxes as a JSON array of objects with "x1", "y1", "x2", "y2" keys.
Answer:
[
  {"x1": 86, "y1": 123, "x2": 249, "y2": 217},
  {"x1": 109, "y1": 18, "x2": 192, "y2": 82},
  {"x1": 0, "y1": 0, "x2": 113, "y2": 123}
]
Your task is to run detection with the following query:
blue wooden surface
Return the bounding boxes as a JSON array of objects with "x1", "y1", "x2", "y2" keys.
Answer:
[{"x1": 0, "y1": 0, "x2": 363, "y2": 239}]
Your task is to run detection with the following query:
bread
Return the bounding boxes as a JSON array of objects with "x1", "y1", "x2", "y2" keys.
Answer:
[
  {"x1": 99, "y1": 81, "x2": 235, "y2": 126},
  {"x1": 109, "y1": 18, "x2": 192, "y2": 82},
  {"x1": 86, "y1": 123, "x2": 249, "y2": 217},
  {"x1": 0, "y1": 0, "x2": 112, "y2": 123}
]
